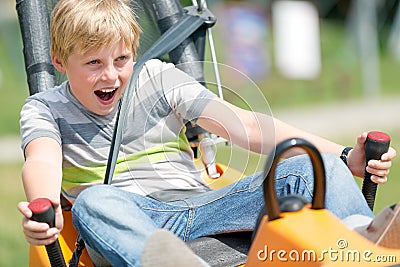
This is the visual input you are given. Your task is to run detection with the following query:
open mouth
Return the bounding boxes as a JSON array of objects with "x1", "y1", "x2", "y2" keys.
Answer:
[{"x1": 94, "y1": 88, "x2": 117, "y2": 103}]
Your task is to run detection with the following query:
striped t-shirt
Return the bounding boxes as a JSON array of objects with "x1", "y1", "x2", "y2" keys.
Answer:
[{"x1": 20, "y1": 59, "x2": 215, "y2": 202}]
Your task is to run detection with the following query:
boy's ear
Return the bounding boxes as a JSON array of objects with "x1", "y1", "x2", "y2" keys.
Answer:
[{"x1": 51, "y1": 54, "x2": 66, "y2": 73}]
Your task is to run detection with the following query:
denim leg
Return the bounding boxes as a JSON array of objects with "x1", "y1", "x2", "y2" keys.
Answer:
[
  {"x1": 72, "y1": 184, "x2": 204, "y2": 266},
  {"x1": 320, "y1": 153, "x2": 374, "y2": 219},
  {"x1": 72, "y1": 185, "x2": 158, "y2": 267},
  {"x1": 175, "y1": 171, "x2": 265, "y2": 241}
]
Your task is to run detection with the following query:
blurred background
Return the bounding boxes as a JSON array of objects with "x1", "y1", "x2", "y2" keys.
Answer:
[{"x1": 2, "y1": 0, "x2": 400, "y2": 265}]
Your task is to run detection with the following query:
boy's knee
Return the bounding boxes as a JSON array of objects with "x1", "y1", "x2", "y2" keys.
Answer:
[
  {"x1": 322, "y1": 153, "x2": 343, "y2": 167},
  {"x1": 322, "y1": 153, "x2": 351, "y2": 176},
  {"x1": 73, "y1": 185, "x2": 120, "y2": 215},
  {"x1": 75, "y1": 185, "x2": 109, "y2": 204},
  {"x1": 322, "y1": 153, "x2": 357, "y2": 191}
]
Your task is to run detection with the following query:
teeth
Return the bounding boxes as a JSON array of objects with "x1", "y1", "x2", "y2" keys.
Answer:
[{"x1": 100, "y1": 88, "x2": 115, "y2": 93}]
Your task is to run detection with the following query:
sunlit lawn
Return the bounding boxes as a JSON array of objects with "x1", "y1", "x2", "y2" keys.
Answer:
[{"x1": 0, "y1": 162, "x2": 28, "y2": 267}]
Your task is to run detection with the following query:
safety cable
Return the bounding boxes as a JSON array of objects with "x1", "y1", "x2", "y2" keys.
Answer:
[{"x1": 191, "y1": 0, "x2": 224, "y2": 100}]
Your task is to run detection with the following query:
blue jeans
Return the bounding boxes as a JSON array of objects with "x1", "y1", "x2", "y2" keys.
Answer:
[{"x1": 71, "y1": 153, "x2": 373, "y2": 266}]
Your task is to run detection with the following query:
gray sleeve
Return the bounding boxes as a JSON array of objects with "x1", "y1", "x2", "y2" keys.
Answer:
[
  {"x1": 20, "y1": 98, "x2": 61, "y2": 152},
  {"x1": 159, "y1": 62, "x2": 216, "y2": 122}
]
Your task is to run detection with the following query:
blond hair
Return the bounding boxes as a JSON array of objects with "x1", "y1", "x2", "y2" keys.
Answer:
[{"x1": 50, "y1": 0, "x2": 141, "y2": 65}]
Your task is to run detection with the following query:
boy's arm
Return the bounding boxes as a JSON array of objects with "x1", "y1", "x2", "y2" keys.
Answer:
[
  {"x1": 18, "y1": 137, "x2": 64, "y2": 246},
  {"x1": 22, "y1": 137, "x2": 63, "y2": 201},
  {"x1": 197, "y1": 96, "x2": 341, "y2": 155},
  {"x1": 196, "y1": 96, "x2": 395, "y2": 180}
]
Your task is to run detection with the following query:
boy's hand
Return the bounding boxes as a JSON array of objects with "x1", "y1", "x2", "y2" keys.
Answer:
[
  {"x1": 347, "y1": 132, "x2": 396, "y2": 183},
  {"x1": 18, "y1": 200, "x2": 64, "y2": 246}
]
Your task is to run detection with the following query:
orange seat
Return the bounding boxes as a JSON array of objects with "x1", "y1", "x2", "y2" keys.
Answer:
[{"x1": 29, "y1": 209, "x2": 92, "y2": 267}]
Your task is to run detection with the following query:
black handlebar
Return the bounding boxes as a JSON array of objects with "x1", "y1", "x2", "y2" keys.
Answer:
[
  {"x1": 361, "y1": 131, "x2": 391, "y2": 211},
  {"x1": 28, "y1": 198, "x2": 67, "y2": 267}
]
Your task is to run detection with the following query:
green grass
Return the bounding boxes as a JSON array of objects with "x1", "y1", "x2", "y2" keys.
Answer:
[
  {"x1": 0, "y1": 19, "x2": 29, "y2": 136},
  {"x1": 0, "y1": 162, "x2": 29, "y2": 267},
  {"x1": 0, "y1": 19, "x2": 30, "y2": 266}
]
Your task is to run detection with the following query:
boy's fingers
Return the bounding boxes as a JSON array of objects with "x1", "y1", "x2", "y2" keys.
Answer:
[
  {"x1": 23, "y1": 220, "x2": 59, "y2": 246},
  {"x1": 357, "y1": 132, "x2": 368, "y2": 145},
  {"x1": 382, "y1": 147, "x2": 396, "y2": 161},
  {"x1": 25, "y1": 231, "x2": 59, "y2": 246},
  {"x1": 370, "y1": 175, "x2": 388, "y2": 185},
  {"x1": 366, "y1": 166, "x2": 389, "y2": 178},
  {"x1": 22, "y1": 218, "x2": 50, "y2": 233},
  {"x1": 17, "y1": 201, "x2": 32, "y2": 218},
  {"x1": 367, "y1": 159, "x2": 391, "y2": 170}
]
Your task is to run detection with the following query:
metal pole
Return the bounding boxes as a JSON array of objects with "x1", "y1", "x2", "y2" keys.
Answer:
[
  {"x1": 151, "y1": 0, "x2": 205, "y2": 83},
  {"x1": 16, "y1": 0, "x2": 56, "y2": 95}
]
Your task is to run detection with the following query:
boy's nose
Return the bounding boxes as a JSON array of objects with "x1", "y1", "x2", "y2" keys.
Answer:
[{"x1": 101, "y1": 64, "x2": 118, "y2": 81}]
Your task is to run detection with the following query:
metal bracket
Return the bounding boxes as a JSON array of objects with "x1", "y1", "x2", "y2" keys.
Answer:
[{"x1": 184, "y1": 6, "x2": 217, "y2": 28}]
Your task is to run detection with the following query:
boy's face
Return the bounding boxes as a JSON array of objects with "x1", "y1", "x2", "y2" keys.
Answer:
[{"x1": 52, "y1": 40, "x2": 134, "y2": 115}]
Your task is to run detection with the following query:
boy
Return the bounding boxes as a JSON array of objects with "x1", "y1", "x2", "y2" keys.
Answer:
[{"x1": 18, "y1": 0, "x2": 396, "y2": 266}]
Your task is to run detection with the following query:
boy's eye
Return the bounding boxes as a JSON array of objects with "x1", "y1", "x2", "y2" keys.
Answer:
[
  {"x1": 87, "y1": 60, "x2": 99, "y2": 65},
  {"x1": 116, "y1": 56, "x2": 127, "y2": 61}
]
